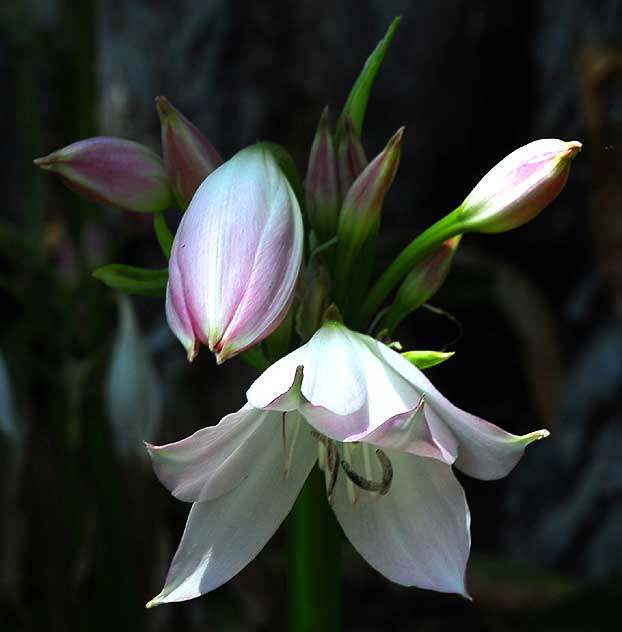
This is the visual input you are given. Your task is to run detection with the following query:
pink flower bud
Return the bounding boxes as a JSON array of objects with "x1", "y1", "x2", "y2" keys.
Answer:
[
  {"x1": 166, "y1": 144, "x2": 304, "y2": 364},
  {"x1": 459, "y1": 139, "x2": 582, "y2": 233},
  {"x1": 156, "y1": 96, "x2": 222, "y2": 208},
  {"x1": 337, "y1": 116, "x2": 368, "y2": 196},
  {"x1": 384, "y1": 236, "x2": 461, "y2": 331},
  {"x1": 305, "y1": 107, "x2": 339, "y2": 240},
  {"x1": 337, "y1": 127, "x2": 403, "y2": 253},
  {"x1": 34, "y1": 137, "x2": 173, "y2": 212}
]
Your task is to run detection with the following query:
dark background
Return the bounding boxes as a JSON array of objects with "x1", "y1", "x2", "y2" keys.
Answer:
[{"x1": 1, "y1": 1, "x2": 621, "y2": 630}]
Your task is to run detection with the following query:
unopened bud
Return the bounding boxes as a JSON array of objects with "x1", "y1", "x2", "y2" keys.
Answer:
[
  {"x1": 383, "y1": 236, "x2": 461, "y2": 331},
  {"x1": 167, "y1": 144, "x2": 304, "y2": 364},
  {"x1": 459, "y1": 139, "x2": 582, "y2": 233},
  {"x1": 338, "y1": 127, "x2": 403, "y2": 255},
  {"x1": 156, "y1": 96, "x2": 222, "y2": 208},
  {"x1": 34, "y1": 137, "x2": 172, "y2": 212},
  {"x1": 337, "y1": 116, "x2": 368, "y2": 196},
  {"x1": 305, "y1": 107, "x2": 339, "y2": 240}
]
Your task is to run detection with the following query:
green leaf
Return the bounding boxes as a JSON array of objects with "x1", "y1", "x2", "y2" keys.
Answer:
[
  {"x1": 336, "y1": 16, "x2": 401, "y2": 143},
  {"x1": 92, "y1": 264, "x2": 168, "y2": 297},
  {"x1": 258, "y1": 141, "x2": 305, "y2": 208},
  {"x1": 153, "y1": 211, "x2": 174, "y2": 259},
  {"x1": 402, "y1": 350, "x2": 454, "y2": 370}
]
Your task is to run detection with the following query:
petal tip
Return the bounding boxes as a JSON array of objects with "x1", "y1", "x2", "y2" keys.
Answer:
[
  {"x1": 145, "y1": 593, "x2": 163, "y2": 609},
  {"x1": 186, "y1": 341, "x2": 199, "y2": 362}
]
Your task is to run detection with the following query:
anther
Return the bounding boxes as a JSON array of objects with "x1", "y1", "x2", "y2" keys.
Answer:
[
  {"x1": 326, "y1": 442, "x2": 340, "y2": 504},
  {"x1": 340, "y1": 448, "x2": 394, "y2": 496},
  {"x1": 311, "y1": 430, "x2": 341, "y2": 503}
]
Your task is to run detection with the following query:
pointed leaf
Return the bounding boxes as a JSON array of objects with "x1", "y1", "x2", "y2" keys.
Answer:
[
  {"x1": 93, "y1": 264, "x2": 168, "y2": 296},
  {"x1": 336, "y1": 17, "x2": 401, "y2": 143}
]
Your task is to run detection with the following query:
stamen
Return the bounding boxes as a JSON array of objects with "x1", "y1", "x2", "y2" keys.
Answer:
[
  {"x1": 342, "y1": 444, "x2": 359, "y2": 504},
  {"x1": 317, "y1": 439, "x2": 328, "y2": 471},
  {"x1": 311, "y1": 430, "x2": 333, "y2": 494},
  {"x1": 326, "y1": 442, "x2": 340, "y2": 504},
  {"x1": 340, "y1": 448, "x2": 394, "y2": 496},
  {"x1": 375, "y1": 449, "x2": 394, "y2": 495}
]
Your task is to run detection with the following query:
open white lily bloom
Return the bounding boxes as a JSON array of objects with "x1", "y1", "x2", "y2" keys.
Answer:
[{"x1": 147, "y1": 321, "x2": 548, "y2": 606}]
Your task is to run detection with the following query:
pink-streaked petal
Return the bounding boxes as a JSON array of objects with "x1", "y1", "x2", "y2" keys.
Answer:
[
  {"x1": 170, "y1": 145, "x2": 304, "y2": 362},
  {"x1": 360, "y1": 403, "x2": 458, "y2": 464},
  {"x1": 374, "y1": 341, "x2": 549, "y2": 480},
  {"x1": 165, "y1": 246, "x2": 198, "y2": 361},
  {"x1": 146, "y1": 413, "x2": 316, "y2": 607},
  {"x1": 332, "y1": 447, "x2": 470, "y2": 596},
  {"x1": 146, "y1": 405, "x2": 279, "y2": 503}
]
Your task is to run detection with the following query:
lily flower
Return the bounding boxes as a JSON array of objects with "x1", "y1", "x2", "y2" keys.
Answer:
[
  {"x1": 146, "y1": 321, "x2": 547, "y2": 606},
  {"x1": 166, "y1": 144, "x2": 304, "y2": 363}
]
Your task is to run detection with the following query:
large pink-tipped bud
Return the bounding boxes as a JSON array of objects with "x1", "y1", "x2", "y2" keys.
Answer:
[
  {"x1": 156, "y1": 96, "x2": 222, "y2": 208},
  {"x1": 34, "y1": 137, "x2": 172, "y2": 212},
  {"x1": 459, "y1": 139, "x2": 582, "y2": 233},
  {"x1": 166, "y1": 144, "x2": 304, "y2": 364}
]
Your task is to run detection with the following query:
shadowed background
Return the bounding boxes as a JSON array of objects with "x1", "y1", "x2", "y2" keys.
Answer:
[{"x1": 1, "y1": 0, "x2": 621, "y2": 630}]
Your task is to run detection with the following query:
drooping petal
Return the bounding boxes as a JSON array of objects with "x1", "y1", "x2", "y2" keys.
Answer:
[
  {"x1": 247, "y1": 322, "x2": 444, "y2": 450},
  {"x1": 247, "y1": 321, "x2": 546, "y2": 478},
  {"x1": 332, "y1": 446, "x2": 471, "y2": 596},
  {"x1": 248, "y1": 322, "x2": 416, "y2": 439},
  {"x1": 374, "y1": 340, "x2": 549, "y2": 480},
  {"x1": 361, "y1": 403, "x2": 458, "y2": 464},
  {"x1": 146, "y1": 412, "x2": 316, "y2": 607},
  {"x1": 147, "y1": 405, "x2": 281, "y2": 502}
]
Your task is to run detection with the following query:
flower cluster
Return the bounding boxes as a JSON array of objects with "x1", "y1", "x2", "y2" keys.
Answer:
[{"x1": 36, "y1": 20, "x2": 580, "y2": 610}]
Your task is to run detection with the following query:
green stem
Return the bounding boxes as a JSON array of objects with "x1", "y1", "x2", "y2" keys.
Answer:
[
  {"x1": 287, "y1": 466, "x2": 341, "y2": 632},
  {"x1": 357, "y1": 208, "x2": 464, "y2": 328}
]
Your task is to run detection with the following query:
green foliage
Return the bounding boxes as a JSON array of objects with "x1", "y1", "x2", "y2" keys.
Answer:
[
  {"x1": 335, "y1": 16, "x2": 401, "y2": 143},
  {"x1": 92, "y1": 264, "x2": 168, "y2": 297}
]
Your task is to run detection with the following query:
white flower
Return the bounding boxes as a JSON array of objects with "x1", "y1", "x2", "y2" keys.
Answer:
[{"x1": 146, "y1": 321, "x2": 548, "y2": 606}]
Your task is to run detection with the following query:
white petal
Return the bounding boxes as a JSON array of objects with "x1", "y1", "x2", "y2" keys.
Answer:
[
  {"x1": 147, "y1": 404, "x2": 278, "y2": 502},
  {"x1": 361, "y1": 403, "x2": 458, "y2": 464},
  {"x1": 375, "y1": 341, "x2": 549, "y2": 480},
  {"x1": 247, "y1": 322, "x2": 423, "y2": 441},
  {"x1": 332, "y1": 446, "x2": 470, "y2": 595},
  {"x1": 147, "y1": 412, "x2": 316, "y2": 606}
]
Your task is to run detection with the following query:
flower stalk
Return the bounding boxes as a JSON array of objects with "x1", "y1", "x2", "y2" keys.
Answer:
[{"x1": 287, "y1": 467, "x2": 340, "y2": 632}]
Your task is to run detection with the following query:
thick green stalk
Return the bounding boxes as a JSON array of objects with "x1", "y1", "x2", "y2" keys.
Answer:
[
  {"x1": 287, "y1": 466, "x2": 341, "y2": 632},
  {"x1": 357, "y1": 208, "x2": 464, "y2": 328}
]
